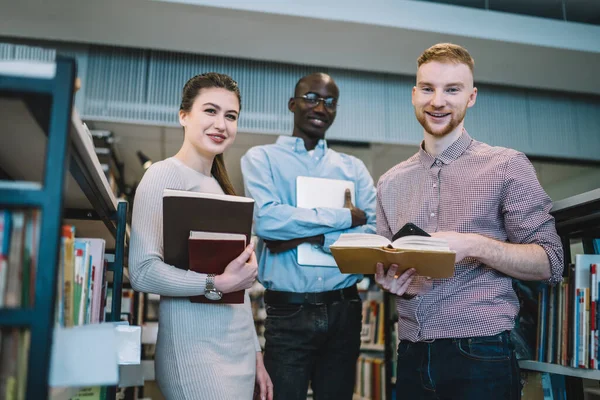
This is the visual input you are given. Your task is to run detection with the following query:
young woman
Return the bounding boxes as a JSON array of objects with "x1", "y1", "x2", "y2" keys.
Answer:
[{"x1": 129, "y1": 73, "x2": 273, "y2": 400}]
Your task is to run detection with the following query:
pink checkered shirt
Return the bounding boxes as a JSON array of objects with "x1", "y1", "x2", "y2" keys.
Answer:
[{"x1": 376, "y1": 131, "x2": 563, "y2": 341}]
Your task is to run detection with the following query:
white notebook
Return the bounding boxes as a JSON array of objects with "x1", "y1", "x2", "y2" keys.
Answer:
[{"x1": 296, "y1": 176, "x2": 355, "y2": 267}]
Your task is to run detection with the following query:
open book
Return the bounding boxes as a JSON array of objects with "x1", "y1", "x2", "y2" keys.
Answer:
[{"x1": 329, "y1": 233, "x2": 456, "y2": 278}]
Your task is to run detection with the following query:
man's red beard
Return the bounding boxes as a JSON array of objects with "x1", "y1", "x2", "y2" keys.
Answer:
[{"x1": 415, "y1": 105, "x2": 468, "y2": 137}]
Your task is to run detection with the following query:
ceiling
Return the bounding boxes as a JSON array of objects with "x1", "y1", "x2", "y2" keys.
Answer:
[
  {"x1": 1, "y1": 0, "x2": 600, "y2": 95},
  {"x1": 415, "y1": 0, "x2": 600, "y2": 25}
]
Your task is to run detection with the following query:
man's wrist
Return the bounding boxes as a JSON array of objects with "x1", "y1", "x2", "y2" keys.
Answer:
[{"x1": 466, "y1": 233, "x2": 486, "y2": 260}]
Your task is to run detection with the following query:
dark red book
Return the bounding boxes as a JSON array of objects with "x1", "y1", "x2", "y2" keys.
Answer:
[
  {"x1": 162, "y1": 189, "x2": 254, "y2": 304},
  {"x1": 188, "y1": 232, "x2": 246, "y2": 304}
]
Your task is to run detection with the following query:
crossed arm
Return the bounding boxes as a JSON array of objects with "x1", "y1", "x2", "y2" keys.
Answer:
[{"x1": 241, "y1": 149, "x2": 377, "y2": 253}]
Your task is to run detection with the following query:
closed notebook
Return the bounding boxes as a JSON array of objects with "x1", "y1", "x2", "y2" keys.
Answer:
[
  {"x1": 296, "y1": 176, "x2": 355, "y2": 267},
  {"x1": 330, "y1": 233, "x2": 456, "y2": 278},
  {"x1": 188, "y1": 232, "x2": 246, "y2": 304},
  {"x1": 162, "y1": 189, "x2": 254, "y2": 303}
]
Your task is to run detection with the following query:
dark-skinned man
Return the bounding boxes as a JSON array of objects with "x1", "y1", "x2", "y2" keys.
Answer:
[{"x1": 241, "y1": 72, "x2": 376, "y2": 400}]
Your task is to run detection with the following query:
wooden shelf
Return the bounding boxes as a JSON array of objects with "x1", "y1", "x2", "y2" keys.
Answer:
[{"x1": 518, "y1": 360, "x2": 600, "y2": 380}]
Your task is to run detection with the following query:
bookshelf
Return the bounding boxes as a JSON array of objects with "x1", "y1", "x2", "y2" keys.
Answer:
[
  {"x1": 355, "y1": 282, "x2": 391, "y2": 400},
  {"x1": 519, "y1": 360, "x2": 600, "y2": 380},
  {"x1": 383, "y1": 291, "x2": 395, "y2": 400},
  {"x1": 518, "y1": 188, "x2": 600, "y2": 396},
  {"x1": 0, "y1": 58, "x2": 130, "y2": 399}
]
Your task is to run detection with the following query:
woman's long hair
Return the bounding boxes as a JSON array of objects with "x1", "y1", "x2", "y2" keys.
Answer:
[{"x1": 179, "y1": 72, "x2": 240, "y2": 196}]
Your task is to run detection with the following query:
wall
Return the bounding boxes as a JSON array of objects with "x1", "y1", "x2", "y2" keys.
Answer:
[{"x1": 2, "y1": 42, "x2": 599, "y2": 162}]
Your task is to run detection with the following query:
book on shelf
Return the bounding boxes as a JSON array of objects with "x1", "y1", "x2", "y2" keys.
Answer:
[
  {"x1": 330, "y1": 233, "x2": 455, "y2": 278},
  {"x1": 355, "y1": 355, "x2": 386, "y2": 400},
  {"x1": 533, "y1": 254, "x2": 600, "y2": 370},
  {"x1": 0, "y1": 209, "x2": 40, "y2": 400},
  {"x1": 359, "y1": 290, "x2": 385, "y2": 349},
  {"x1": 58, "y1": 230, "x2": 106, "y2": 327},
  {"x1": 162, "y1": 189, "x2": 254, "y2": 304},
  {"x1": 296, "y1": 176, "x2": 355, "y2": 267}
]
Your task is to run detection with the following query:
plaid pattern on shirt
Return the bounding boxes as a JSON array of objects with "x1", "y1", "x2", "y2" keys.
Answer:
[{"x1": 376, "y1": 131, "x2": 563, "y2": 341}]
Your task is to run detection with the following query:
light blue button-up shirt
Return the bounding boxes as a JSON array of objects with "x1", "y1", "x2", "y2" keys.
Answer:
[{"x1": 241, "y1": 136, "x2": 377, "y2": 293}]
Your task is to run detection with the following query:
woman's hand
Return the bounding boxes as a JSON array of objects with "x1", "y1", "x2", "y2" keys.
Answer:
[
  {"x1": 254, "y1": 352, "x2": 273, "y2": 400},
  {"x1": 214, "y1": 243, "x2": 258, "y2": 293}
]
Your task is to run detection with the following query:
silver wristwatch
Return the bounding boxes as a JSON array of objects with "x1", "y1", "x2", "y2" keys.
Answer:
[{"x1": 205, "y1": 274, "x2": 223, "y2": 301}]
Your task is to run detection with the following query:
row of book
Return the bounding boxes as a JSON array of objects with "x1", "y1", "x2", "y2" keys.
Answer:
[
  {"x1": 0, "y1": 208, "x2": 112, "y2": 400},
  {"x1": 361, "y1": 292, "x2": 385, "y2": 348},
  {"x1": 536, "y1": 254, "x2": 600, "y2": 369},
  {"x1": 521, "y1": 371, "x2": 567, "y2": 400},
  {"x1": 0, "y1": 209, "x2": 39, "y2": 308},
  {"x1": 0, "y1": 209, "x2": 39, "y2": 400},
  {"x1": 56, "y1": 225, "x2": 107, "y2": 327},
  {"x1": 354, "y1": 356, "x2": 387, "y2": 400}
]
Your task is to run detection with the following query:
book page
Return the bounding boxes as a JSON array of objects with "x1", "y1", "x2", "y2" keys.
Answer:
[
  {"x1": 391, "y1": 235, "x2": 450, "y2": 251},
  {"x1": 189, "y1": 231, "x2": 246, "y2": 243},
  {"x1": 331, "y1": 233, "x2": 391, "y2": 248}
]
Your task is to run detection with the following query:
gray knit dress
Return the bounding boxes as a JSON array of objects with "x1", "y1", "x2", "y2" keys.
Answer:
[{"x1": 129, "y1": 157, "x2": 260, "y2": 400}]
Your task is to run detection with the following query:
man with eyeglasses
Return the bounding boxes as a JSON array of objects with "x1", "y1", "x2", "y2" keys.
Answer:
[{"x1": 241, "y1": 72, "x2": 376, "y2": 400}]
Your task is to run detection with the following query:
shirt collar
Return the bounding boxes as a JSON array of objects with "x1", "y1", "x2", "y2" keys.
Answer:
[
  {"x1": 276, "y1": 135, "x2": 328, "y2": 157},
  {"x1": 418, "y1": 130, "x2": 473, "y2": 169}
]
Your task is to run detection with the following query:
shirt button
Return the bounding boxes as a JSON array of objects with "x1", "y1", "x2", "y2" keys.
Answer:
[
  {"x1": 318, "y1": 277, "x2": 322, "y2": 281},
  {"x1": 430, "y1": 212, "x2": 435, "y2": 217},
  {"x1": 415, "y1": 295, "x2": 421, "y2": 300},
  {"x1": 433, "y1": 184, "x2": 437, "y2": 188}
]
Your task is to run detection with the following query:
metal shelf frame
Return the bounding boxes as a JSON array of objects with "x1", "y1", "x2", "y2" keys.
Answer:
[{"x1": 0, "y1": 57, "x2": 128, "y2": 400}]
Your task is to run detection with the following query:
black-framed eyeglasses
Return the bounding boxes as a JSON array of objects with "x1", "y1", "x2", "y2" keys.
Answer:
[{"x1": 295, "y1": 93, "x2": 338, "y2": 110}]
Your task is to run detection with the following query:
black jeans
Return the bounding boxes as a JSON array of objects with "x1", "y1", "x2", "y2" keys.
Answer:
[
  {"x1": 263, "y1": 296, "x2": 362, "y2": 400},
  {"x1": 395, "y1": 331, "x2": 521, "y2": 400}
]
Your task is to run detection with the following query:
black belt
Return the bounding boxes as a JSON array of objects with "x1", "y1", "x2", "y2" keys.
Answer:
[
  {"x1": 265, "y1": 285, "x2": 359, "y2": 305},
  {"x1": 401, "y1": 330, "x2": 511, "y2": 344}
]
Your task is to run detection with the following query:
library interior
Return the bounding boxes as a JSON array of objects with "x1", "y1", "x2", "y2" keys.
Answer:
[{"x1": 1, "y1": 1, "x2": 600, "y2": 399}]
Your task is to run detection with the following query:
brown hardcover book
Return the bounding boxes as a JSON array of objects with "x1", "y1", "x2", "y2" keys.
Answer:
[
  {"x1": 188, "y1": 232, "x2": 246, "y2": 304},
  {"x1": 329, "y1": 233, "x2": 455, "y2": 278},
  {"x1": 162, "y1": 189, "x2": 254, "y2": 304}
]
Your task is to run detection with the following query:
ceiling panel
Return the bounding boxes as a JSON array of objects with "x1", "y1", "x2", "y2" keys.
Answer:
[{"x1": 414, "y1": 0, "x2": 600, "y2": 25}]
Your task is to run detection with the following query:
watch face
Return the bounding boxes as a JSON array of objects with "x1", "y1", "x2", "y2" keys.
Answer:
[{"x1": 205, "y1": 290, "x2": 222, "y2": 301}]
